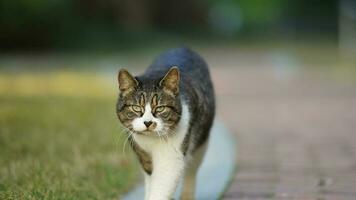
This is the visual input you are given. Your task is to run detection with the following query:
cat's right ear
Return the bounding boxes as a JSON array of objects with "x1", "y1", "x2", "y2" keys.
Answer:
[
  {"x1": 159, "y1": 66, "x2": 180, "y2": 96},
  {"x1": 118, "y1": 69, "x2": 138, "y2": 94}
]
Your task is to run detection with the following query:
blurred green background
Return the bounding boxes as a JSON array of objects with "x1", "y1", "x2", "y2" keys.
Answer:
[
  {"x1": 1, "y1": 0, "x2": 356, "y2": 199},
  {"x1": 0, "y1": 0, "x2": 342, "y2": 51}
]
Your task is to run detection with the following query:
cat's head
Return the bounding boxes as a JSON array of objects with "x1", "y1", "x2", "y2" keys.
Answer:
[{"x1": 116, "y1": 67, "x2": 182, "y2": 137}]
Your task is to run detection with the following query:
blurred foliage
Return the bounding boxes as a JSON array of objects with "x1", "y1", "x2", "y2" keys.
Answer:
[
  {"x1": 0, "y1": 0, "x2": 338, "y2": 51},
  {"x1": 238, "y1": 0, "x2": 286, "y2": 24}
]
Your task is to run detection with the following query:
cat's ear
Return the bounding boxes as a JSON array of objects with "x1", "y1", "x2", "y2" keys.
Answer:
[
  {"x1": 159, "y1": 66, "x2": 180, "y2": 96},
  {"x1": 118, "y1": 69, "x2": 138, "y2": 94}
]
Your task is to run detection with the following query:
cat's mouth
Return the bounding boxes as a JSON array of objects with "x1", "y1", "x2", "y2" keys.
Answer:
[
  {"x1": 136, "y1": 130, "x2": 167, "y2": 138},
  {"x1": 140, "y1": 130, "x2": 152, "y2": 134},
  {"x1": 136, "y1": 130, "x2": 155, "y2": 136}
]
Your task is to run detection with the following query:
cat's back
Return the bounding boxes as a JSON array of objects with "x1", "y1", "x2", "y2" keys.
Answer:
[{"x1": 145, "y1": 47, "x2": 211, "y2": 81}]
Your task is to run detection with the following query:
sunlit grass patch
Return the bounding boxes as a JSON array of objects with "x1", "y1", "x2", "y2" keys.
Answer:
[
  {"x1": 0, "y1": 71, "x2": 114, "y2": 97},
  {"x1": 0, "y1": 72, "x2": 138, "y2": 200}
]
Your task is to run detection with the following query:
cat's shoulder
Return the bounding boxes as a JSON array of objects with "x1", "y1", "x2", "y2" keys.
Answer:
[{"x1": 147, "y1": 47, "x2": 208, "y2": 74}]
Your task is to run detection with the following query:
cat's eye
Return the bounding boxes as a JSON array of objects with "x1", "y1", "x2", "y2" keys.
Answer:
[
  {"x1": 160, "y1": 112, "x2": 170, "y2": 118},
  {"x1": 155, "y1": 106, "x2": 165, "y2": 113},
  {"x1": 131, "y1": 105, "x2": 142, "y2": 112},
  {"x1": 126, "y1": 112, "x2": 135, "y2": 118}
]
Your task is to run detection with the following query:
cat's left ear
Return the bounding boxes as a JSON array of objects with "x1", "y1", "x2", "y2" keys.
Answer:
[{"x1": 159, "y1": 66, "x2": 180, "y2": 96}]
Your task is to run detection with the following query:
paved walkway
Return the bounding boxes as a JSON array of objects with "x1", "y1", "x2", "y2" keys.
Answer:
[{"x1": 210, "y1": 61, "x2": 356, "y2": 199}]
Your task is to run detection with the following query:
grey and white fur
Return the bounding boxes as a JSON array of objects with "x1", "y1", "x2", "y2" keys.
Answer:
[{"x1": 116, "y1": 47, "x2": 215, "y2": 200}]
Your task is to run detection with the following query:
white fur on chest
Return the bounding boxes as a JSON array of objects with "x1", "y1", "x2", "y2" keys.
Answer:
[{"x1": 133, "y1": 103, "x2": 190, "y2": 199}]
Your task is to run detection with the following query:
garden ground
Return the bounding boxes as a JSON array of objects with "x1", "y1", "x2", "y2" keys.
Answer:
[{"x1": 0, "y1": 72, "x2": 139, "y2": 199}]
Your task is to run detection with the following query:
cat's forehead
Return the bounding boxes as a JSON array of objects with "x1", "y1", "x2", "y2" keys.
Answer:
[
  {"x1": 125, "y1": 89, "x2": 176, "y2": 107},
  {"x1": 123, "y1": 76, "x2": 176, "y2": 104},
  {"x1": 133, "y1": 77, "x2": 163, "y2": 99},
  {"x1": 129, "y1": 90, "x2": 162, "y2": 103}
]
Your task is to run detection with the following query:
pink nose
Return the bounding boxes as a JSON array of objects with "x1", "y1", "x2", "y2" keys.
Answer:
[{"x1": 144, "y1": 121, "x2": 153, "y2": 128}]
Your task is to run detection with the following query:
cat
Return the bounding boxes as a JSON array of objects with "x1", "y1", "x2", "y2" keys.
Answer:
[{"x1": 116, "y1": 47, "x2": 215, "y2": 200}]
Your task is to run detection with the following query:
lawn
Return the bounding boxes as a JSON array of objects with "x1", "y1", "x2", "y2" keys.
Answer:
[{"x1": 0, "y1": 71, "x2": 139, "y2": 200}]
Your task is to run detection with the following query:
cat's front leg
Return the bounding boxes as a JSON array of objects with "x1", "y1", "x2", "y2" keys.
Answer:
[
  {"x1": 144, "y1": 173, "x2": 151, "y2": 200},
  {"x1": 148, "y1": 151, "x2": 185, "y2": 200}
]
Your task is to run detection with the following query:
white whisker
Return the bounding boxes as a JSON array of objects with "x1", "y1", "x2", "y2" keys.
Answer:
[{"x1": 121, "y1": 127, "x2": 135, "y2": 156}]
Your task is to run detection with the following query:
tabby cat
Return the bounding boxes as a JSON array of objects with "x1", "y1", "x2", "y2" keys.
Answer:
[{"x1": 116, "y1": 47, "x2": 215, "y2": 200}]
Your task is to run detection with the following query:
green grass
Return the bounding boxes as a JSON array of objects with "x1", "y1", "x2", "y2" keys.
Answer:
[{"x1": 0, "y1": 72, "x2": 139, "y2": 199}]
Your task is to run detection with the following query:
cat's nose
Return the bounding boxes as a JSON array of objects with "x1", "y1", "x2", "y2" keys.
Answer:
[{"x1": 144, "y1": 121, "x2": 153, "y2": 128}]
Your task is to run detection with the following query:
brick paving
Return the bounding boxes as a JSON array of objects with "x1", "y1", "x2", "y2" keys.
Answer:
[{"x1": 210, "y1": 64, "x2": 356, "y2": 199}]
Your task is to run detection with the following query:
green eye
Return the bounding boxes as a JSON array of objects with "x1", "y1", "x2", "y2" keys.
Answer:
[
  {"x1": 126, "y1": 112, "x2": 135, "y2": 118},
  {"x1": 155, "y1": 106, "x2": 165, "y2": 112},
  {"x1": 132, "y1": 105, "x2": 142, "y2": 112}
]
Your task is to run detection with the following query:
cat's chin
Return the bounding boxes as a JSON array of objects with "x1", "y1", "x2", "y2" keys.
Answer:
[
  {"x1": 136, "y1": 130, "x2": 155, "y2": 136},
  {"x1": 136, "y1": 130, "x2": 167, "y2": 138}
]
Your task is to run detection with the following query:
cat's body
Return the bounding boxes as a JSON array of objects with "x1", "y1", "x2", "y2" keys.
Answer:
[{"x1": 116, "y1": 48, "x2": 215, "y2": 200}]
